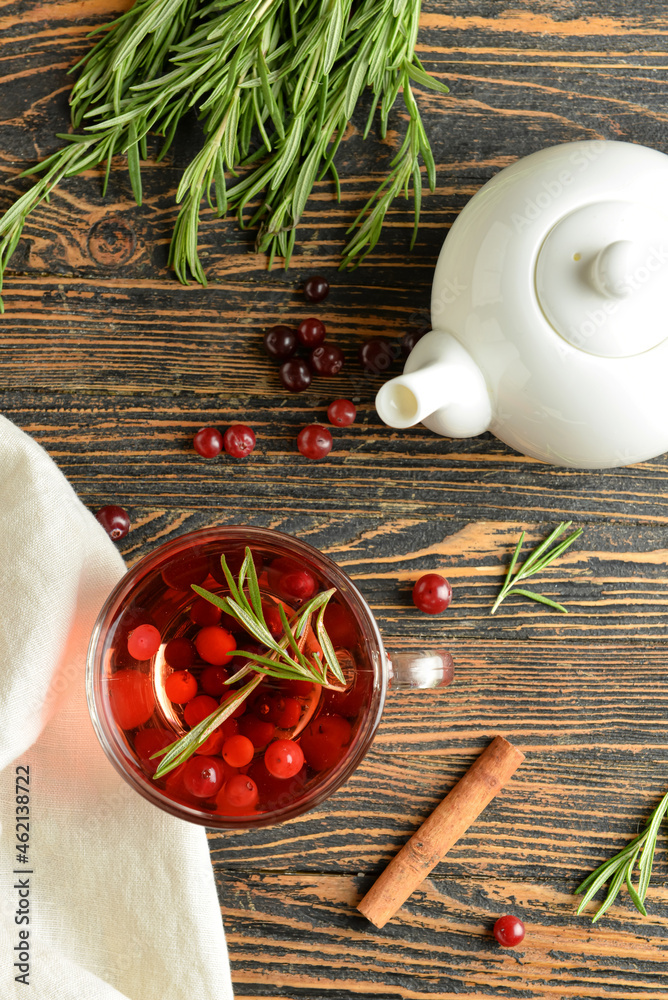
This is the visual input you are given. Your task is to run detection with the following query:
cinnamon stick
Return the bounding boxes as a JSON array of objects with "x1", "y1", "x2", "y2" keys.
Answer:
[{"x1": 357, "y1": 736, "x2": 525, "y2": 928}]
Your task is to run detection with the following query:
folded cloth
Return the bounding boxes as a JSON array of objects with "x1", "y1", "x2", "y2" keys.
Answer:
[{"x1": 0, "y1": 415, "x2": 234, "y2": 999}]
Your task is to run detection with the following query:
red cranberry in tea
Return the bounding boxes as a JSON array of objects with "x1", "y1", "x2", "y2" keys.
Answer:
[
  {"x1": 327, "y1": 398, "x2": 356, "y2": 427},
  {"x1": 164, "y1": 669, "x2": 198, "y2": 705},
  {"x1": 193, "y1": 426, "x2": 223, "y2": 458},
  {"x1": 310, "y1": 344, "x2": 344, "y2": 376},
  {"x1": 95, "y1": 505, "x2": 130, "y2": 541},
  {"x1": 359, "y1": 338, "x2": 396, "y2": 374},
  {"x1": 127, "y1": 623, "x2": 161, "y2": 661},
  {"x1": 134, "y1": 728, "x2": 173, "y2": 775},
  {"x1": 164, "y1": 636, "x2": 195, "y2": 670},
  {"x1": 264, "y1": 325, "x2": 298, "y2": 361},
  {"x1": 184, "y1": 694, "x2": 219, "y2": 728},
  {"x1": 270, "y1": 696, "x2": 301, "y2": 729},
  {"x1": 200, "y1": 664, "x2": 229, "y2": 697},
  {"x1": 412, "y1": 573, "x2": 452, "y2": 614},
  {"x1": 493, "y1": 915, "x2": 525, "y2": 948},
  {"x1": 221, "y1": 717, "x2": 239, "y2": 739},
  {"x1": 304, "y1": 274, "x2": 329, "y2": 302},
  {"x1": 280, "y1": 678, "x2": 315, "y2": 698},
  {"x1": 195, "y1": 625, "x2": 236, "y2": 665},
  {"x1": 297, "y1": 317, "x2": 326, "y2": 348},
  {"x1": 195, "y1": 730, "x2": 224, "y2": 756},
  {"x1": 300, "y1": 714, "x2": 352, "y2": 771},
  {"x1": 183, "y1": 756, "x2": 225, "y2": 798},
  {"x1": 279, "y1": 357, "x2": 312, "y2": 392},
  {"x1": 262, "y1": 601, "x2": 284, "y2": 639},
  {"x1": 265, "y1": 738, "x2": 305, "y2": 779},
  {"x1": 253, "y1": 694, "x2": 274, "y2": 722},
  {"x1": 221, "y1": 774, "x2": 259, "y2": 809},
  {"x1": 239, "y1": 714, "x2": 275, "y2": 748},
  {"x1": 224, "y1": 424, "x2": 256, "y2": 458},
  {"x1": 190, "y1": 597, "x2": 222, "y2": 627},
  {"x1": 222, "y1": 734, "x2": 254, "y2": 767},
  {"x1": 108, "y1": 670, "x2": 154, "y2": 731},
  {"x1": 278, "y1": 568, "x2": 316, "y2": 603},
  {"x1": 297, "y1": 424, "x2": 333, "y2": 460}
]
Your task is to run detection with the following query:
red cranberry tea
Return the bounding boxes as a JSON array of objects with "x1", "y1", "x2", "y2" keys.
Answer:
[{"x1": 98, "y1": 537, "x2": 373, "y2": 824}]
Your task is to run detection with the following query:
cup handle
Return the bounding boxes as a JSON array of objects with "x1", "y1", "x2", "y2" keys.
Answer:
[{"x1": 386, "y1": 648, "x2": 454, "y2": 690}]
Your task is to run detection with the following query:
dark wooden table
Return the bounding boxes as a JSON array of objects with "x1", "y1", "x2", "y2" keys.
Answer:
[{"x1": 3, "y1": 2, "x2": 668, "y2": 997}]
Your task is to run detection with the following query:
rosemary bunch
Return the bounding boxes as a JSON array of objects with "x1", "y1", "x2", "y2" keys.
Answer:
[
  {"x1": 575, "y1": 791, "x2": 668, "y2": 922},
  {"x1": 491, "y1": 521, "x2": 582, "y2": 614},
  {"x1": 152, "y1": 547, "x2": 345, "y2": 779}
]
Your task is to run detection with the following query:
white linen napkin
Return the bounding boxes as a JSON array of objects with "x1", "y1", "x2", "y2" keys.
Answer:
[{"x1": 0, "y1": 414, "x2": 234, "y2": 999}]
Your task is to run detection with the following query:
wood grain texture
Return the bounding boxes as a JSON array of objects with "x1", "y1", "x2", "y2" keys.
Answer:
[{"x1": 3, "y1": 0, "x2": 668, "y2": 997}]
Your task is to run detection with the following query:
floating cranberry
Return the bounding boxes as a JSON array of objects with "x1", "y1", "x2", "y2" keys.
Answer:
[
  {"x1": 310, "y1": 344, "x2": 344, "y2": 376},
  {"x1": 224, "y1": 424, "x2": 256, "y2": 458},
  {"x1": 297, "y1": 317, "x2": 326, "y2": 348},
  {"x1": 304, "y1": 274, "x2": 329, "y2": 302},
  {"x1": 184, "y1": 694, "x2": 219, "y2": 728},
  {"x1": 195, "y1": 625, "x2": 236, "y2": 666},
  {"x1": 164, "y1": 670, "x2": 198, "y2": 705},
  {"x1": 278, "y1": 568, "x2": 316, "y2": 602},
  {"x1": 164, "y1": 636, "x2": 195, "y2": 670},
  {"x1": 412, "y1": 573, "x2": 452, "y2": 614},
  {"x1": 270, "y1": 696, "x2": 301, "y2": 729},
  {"x1": 221, "y1": 774, "x2": 259, "y2": 808},
  {"x1": 279, "y1": 678, "x2": 315, "y2": 698},
  {"x1": 493, "y1": 915, "x2": 525, "y2": 947},
  {"x1": 222, "y1": 734, "x2": 255, "y2": 767},
  {"x1": 262, "y1": 601, "x2": 285, "y2": 639},
  {"x1": 183, "y1": 756, "x2": 225, "y2": 798},
  {"x1": 200, "y1": 664, "x2": 229, "y2": 697},
  {"x1": 108, "y1": 670, "x2": 154, "y2": 731},
  {"x1": 134, "y1": 728, "x2": 173, "y2": 775},
  {"x1": 265, "y1": 738, "x2": 304, "y2": 779},
  {"x1": 279, "y1": 357, "x2": 312, "y2": 392},
  {"x1": 194, "y1": 729, "x2": 224, "y2": 756},
  {"x1": 300, "y1": 714, "x2": 351, "y2": 771},
  {"x1": 297, "y1": 424, "x2": 333, "y2": 460},
  {"x1": 127, "y1": 623, "x2": 161, "y2": 661},
  {"x1": 359, "y1": 338, "x2": 396, "y2": 374},
  {"x1": 239, "y1": 714, "x2": 275, "y2": 748},
  {"x1": 193, "y1": 426, "x2": 223, "y2": 458},
  {"x1": 221, "y1": 717, "x2": 239, "y2": 739},
  {"x1": 327, "y1": 399, "x2": 356, "y2": 426},
  {"x1": 190, "y1": 597, "x2": 222, "y2": 627},
  {"x1": 95, "y1": 505, "x2": 130, "y2": 540},
  {"x1": 264, "y1": 325, "x2": 298, "y2": 360}
]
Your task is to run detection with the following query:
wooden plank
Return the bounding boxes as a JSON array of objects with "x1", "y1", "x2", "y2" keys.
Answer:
[{"x1": 219, "y1": 871, "x2": 668, "y2": 1000}]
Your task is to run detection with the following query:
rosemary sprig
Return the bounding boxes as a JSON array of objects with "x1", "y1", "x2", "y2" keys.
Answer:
[
  {"x1": 151, "y1": 546, "x2": 345, "y2": 778},
  {"x1": 575, "y1": 791, "x2": 668, "y2": 922},
  {"x1": 490, "y1": 521, "x2": 582, "y2": 615}
]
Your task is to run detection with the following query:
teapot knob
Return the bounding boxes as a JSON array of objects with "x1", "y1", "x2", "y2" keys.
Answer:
[{"x1": 590, "y1": 240, "x2": 635, "y2": 299}]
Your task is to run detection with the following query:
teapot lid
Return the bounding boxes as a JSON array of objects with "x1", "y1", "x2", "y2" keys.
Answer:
[{"x1": 536, "y1": 199, "x2": 668, "y2": 357}]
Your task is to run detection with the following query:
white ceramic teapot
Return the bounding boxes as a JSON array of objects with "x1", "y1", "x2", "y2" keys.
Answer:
[{"x1": 376, "y1": 140, "x2": 668, "y2": 468}]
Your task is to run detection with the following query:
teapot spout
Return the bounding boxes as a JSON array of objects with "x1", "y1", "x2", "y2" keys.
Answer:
[{"x1": 375, "y1": 331, "x2": 492, "y2": 438}]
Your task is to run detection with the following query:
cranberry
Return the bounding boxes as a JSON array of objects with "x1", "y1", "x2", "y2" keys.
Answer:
[
  {"x1": 200, "y1": 664, "x2": 229, "y2": 697},
  {"x1": 279, "y1": 357, "x2": 312, "y2": 392},
  {"x1": 297, "y1": 317, "x2": 326, "y2": 348},
  {"x1": 300, "y1": 714, "x2": 351, "y2": 771},
  {"x1": 164, "y1": 637, "x2": 195, "y2": 669},
  {"x1": 304, "y1": 274, "x2": 329, "y2": 302},
  {"x1": 127, "y1": 623, "x2": 161, "y2": 661},
  {"x1": 270, "y1": 696, "x2": 301, "y2": 729},
  {"x1": 190, "y1": 597, "x2": 222, "y2": 627},
  {"x1": 195, "y1": 625, "x2": 236, "y2": 665},
  {"x1": 278, "y1": 568, "x2": 316, "y2": 602},
  {"x1": 493, "y1": 915, "x2": 525, "y2": 947},
  {"x1": 108, "y1": 670, "x2": 154, "y2": 730},
  {"x1": 193, "y1": 426, "x2": 223, "y2": 458},
  {"x1": 327, "y1": 399, "x2": 356, "y2": 426},
  {"x1": 264, "y1": 325, "x2": 298, "y2": 360},
  {"x1": 248, "y1": 758, "x2": 307, "y2": 809},
  {"x1": 359, "y1": 338, "x2": 397, "y2": 374},
  {"x1": 164, "y1": 670, "x2": 198, "y2": 704},
  {"x1": 412, "y1": 573, "x2": 452, "y2": 614},
  {"x1": 182, "y1": 756, "x2": 225, "y2": 798},
  {"x1": 262, "y1": 602, "x2": 285, "y2": 639},
  {"x1": 95, "y1": 505, "x2": 130, "y2": 540},
  {"x1": 134, "y1": 728, "x2": 173, "y2": 775},
  {"x1": 220, "y1": 774, "x2": 259, "y2": 808},
  {"x1": 239, "y1": 714, "x2": 275, "y2": 748},
  {"x1": 298, "y1": 424, "x2": 333, "y2": 460},
  {"x1": 184, "y1": 694, "x2": 219, "y2": 728},
  {"x1": 264, "y1": 738, "x2": 304, "y2": 778},
  {"x1": 222, "y1": 734, "x2": 255, "y2": 767},
  {"x1": 310, "y1": 344, "x2": 344, "y2": 376},
  {"x1": 194, "y1": 729, "x2": 224, "y2": 756},
  {"x1": 402, "y1": 326, "x2": 430, "y2": 356},
  {"x1": 224, "y1": 424, "x2": 256, "y2": 458}
]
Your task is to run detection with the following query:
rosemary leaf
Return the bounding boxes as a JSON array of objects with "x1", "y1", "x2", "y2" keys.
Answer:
[{"x1": 491, "y1": 522, "x2": 582, "y2": 615}]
